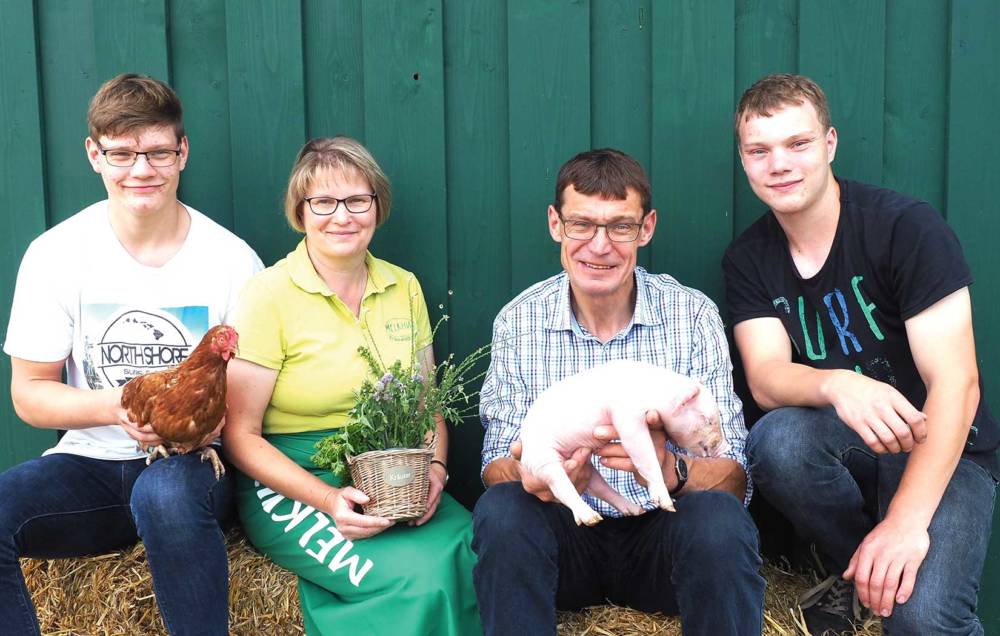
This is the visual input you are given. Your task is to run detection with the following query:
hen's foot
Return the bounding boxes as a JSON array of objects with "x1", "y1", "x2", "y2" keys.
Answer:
[
  {"x1": 199, "y1": 446, "x2": 226, "y2": 480},
  {"x1": 145, "y1": 445, "x2": 171, "y2": 465}
]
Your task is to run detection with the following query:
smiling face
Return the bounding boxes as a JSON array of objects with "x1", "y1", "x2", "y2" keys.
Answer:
[
  {"x1": 738, "y1": 100, "x2": 838, "y2": 219},
  {"x1": 548, "y1": 185, "x2": 656, "y2": 306},
  {"x1": 302, "y1": 167, "x2": 377, "y2": 265},
  {"x1": 86, "y1": 125, "x2": 187, "y2": 216}
]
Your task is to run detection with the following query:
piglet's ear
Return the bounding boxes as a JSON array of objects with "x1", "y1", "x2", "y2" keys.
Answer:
[{"x1": 669, "y1": 384, "x2": 700, "y2": 415}]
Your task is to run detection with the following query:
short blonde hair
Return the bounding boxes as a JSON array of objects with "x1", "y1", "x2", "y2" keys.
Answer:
[{"x1": 284, "y1": 137, "x2": 392, "y2": 232}]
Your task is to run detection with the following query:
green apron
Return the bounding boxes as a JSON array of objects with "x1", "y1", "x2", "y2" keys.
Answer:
[{"x1": 236, "y1": 431, "x2": 482, "y2": 635}]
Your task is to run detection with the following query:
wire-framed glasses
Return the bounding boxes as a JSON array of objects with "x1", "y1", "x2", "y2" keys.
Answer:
[
  {"x1": 304, "y1": 194, "x2": 377, "y2": 215},
  {"x1": 98, "y1": 145, "x2": 182, "y2": 167}
]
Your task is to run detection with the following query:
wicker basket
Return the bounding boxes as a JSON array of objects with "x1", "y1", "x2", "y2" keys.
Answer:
[{"x1": 347, "y1": 447, "x2": 434, "y2": 520}]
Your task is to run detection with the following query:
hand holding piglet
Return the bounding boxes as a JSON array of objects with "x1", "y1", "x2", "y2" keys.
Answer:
[{"x1": 518, "y1": 360, "x2": 728, "y2": 526}]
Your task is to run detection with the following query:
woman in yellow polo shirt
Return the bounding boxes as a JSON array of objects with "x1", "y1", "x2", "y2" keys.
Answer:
[{"x1": 223, "y1": 137, "x2": 481, "y2": 635}]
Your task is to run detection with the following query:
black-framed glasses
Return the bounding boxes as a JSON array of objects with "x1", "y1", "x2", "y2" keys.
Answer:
[
  {"x1": 98, "y1": 144, "x2": 182, "y2": 167},
  {"x1": 559, "y1": 215, "x2": 643, "y2": 242},
  {"x1": 304, "y1": 194, "x2": 377, "y2": 215}
]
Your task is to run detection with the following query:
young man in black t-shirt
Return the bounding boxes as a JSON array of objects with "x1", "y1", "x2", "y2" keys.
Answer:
[{"x1": 724, "y1": 74, "x2": 998, "y2": 635}]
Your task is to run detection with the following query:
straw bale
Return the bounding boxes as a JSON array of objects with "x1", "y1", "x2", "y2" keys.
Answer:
[
  {"x1": 24, "y1": 531, "x2": 880, "y2": 635},
  {"x1": 23, "y1": 530, "x2": 302, "y2": 636}
]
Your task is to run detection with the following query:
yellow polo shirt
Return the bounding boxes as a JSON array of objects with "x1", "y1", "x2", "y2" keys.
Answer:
[{"x1": 233, "y1": 240, "x2": 433, "y2": 434}]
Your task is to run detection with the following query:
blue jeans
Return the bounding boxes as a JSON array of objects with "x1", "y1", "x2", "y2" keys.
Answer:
[
  {"x1": 472, "y1": 482, "x2": 764, "y2": 636},
  {"x1": 748, "y1": 406, "x2": 997, "y2": 635},
  {"x1": 0, "y1": 451, "x2": 234, "y2": 635}
]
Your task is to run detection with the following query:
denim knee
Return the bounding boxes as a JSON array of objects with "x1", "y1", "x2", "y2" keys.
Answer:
[
  {"x1": 747, "y1": 407, "x2": 829, "y2": 482},
  {"x1": 673, "y1": 492, "x2": 759, "y2": 562},
  {"x1": 473, "y1": 482, "x2": 552, "y2": 545},
  {"x1": 130, "y1": 456, "x2": 224, "y2": 534}
]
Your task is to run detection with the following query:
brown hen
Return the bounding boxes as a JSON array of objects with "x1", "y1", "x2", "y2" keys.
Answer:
[{"x1": 121, "y1": 324, "x2": 238, "y2": 479}]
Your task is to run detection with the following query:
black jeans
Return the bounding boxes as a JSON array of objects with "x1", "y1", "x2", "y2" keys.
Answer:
[{"x1": 472, "y1": 481, "x2": 765, "y2": 635}]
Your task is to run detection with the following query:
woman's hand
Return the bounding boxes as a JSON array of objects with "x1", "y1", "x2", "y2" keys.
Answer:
[
  {"x1": 327, "y1": 486, "x2": 394, "y2": 540},
  {"x1": 412, "y1": 462, "x2": 447, "y2": 527}
]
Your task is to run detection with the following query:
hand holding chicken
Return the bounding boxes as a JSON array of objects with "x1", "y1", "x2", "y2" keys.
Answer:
[{"x1": 120, "y1": 324, "x2": 239, "y2": 479}]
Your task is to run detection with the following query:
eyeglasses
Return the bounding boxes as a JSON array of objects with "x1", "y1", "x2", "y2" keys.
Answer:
[
  {"x1": 559, "y1": 215, "x2": 643, "y2": 242},
  {"x1": 304, "y1": 194, "x2": 377, "y2": 215},
  {"x1": 98, "y1": 145, "x2": 182, "y2": 167}
]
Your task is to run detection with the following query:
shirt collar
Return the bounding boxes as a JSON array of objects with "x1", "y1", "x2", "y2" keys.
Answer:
[
  {"x1": 545, "y1": 267, "x2": 660, "y2": 333},
  {"x1": 286, "y1": 239, "x2": 393, "y2": 297}
]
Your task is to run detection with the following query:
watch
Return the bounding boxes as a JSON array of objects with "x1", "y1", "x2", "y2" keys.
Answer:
[{"x1": 669, "y1": 452, "x2": 688, "y2": 495}]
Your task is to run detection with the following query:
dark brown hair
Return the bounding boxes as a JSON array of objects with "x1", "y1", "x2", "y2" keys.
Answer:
[
  {"x1": 87, "y1": 73, "x2": 184, "y2": 141},
  {"x1": 735, "y1": 74, "x2": 831, "y2": 141},
  {"x1": 554, "y1": 148, "x2": 651, "y2": 216}
]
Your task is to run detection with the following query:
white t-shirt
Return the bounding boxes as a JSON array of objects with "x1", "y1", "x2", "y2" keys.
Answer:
[{"x1": 3, "y1": 200, "x2": 264, "y2": 460}]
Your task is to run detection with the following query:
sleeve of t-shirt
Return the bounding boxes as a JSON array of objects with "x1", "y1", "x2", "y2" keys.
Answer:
[
  {"x1": 231, "y1": 273, "x2": 285, "y2": 370},
  {"x1": 3, "y1": 238, "x2": 75, "y2": 362},
  {"x1": 409, "y1": 275, "x2": 433, "y2": 351},
  {"x1": 722, "y1": 242, "x2": 777, "y2": 325},
  {"x1": 888, "y1": 204, "x2": 973, "y2": 321}
]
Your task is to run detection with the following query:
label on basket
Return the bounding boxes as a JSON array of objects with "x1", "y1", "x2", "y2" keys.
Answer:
[{"x1": 384, "y1": 464, "x2": 416, "y2": 487}]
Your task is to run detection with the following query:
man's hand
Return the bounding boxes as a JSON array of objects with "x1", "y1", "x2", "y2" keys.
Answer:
[
  {"x1": 823, "y1": 370, "x2": 927, "y2": 453},
  {"x1": 118, "y1": 412, "x2": 165, "y2": 448},
  {"x1": 594, "y1": 410, "x2": 667, "y2": 488},
  {"x1": 843, "y1": 516, "x2": 929, "y2": 617},
  {"x1": 510, "y1": 440, "x2": 594, "y2": 502}
]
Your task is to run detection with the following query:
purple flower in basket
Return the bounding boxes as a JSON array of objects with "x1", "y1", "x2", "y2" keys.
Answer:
[{"x1": 373, "y1": 372, "x2": 395, "y2": 401}]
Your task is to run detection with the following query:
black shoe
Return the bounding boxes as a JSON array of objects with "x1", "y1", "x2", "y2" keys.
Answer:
[{"x1": 798, "y1": 575, "x2": 870, "y2": 635}]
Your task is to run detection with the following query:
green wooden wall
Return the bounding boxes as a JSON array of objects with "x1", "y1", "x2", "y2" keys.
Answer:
[{"x1": 3, "y1": 0, "x2": 999, "y2": 626}]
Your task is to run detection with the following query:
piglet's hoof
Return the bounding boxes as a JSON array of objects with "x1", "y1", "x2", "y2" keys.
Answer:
[
  {"x1": 574, "y1": 510, "x2": 604, "y2": 526},
  {"x1": 649, "y1": 492, "x2": 677, "y2": 513}
]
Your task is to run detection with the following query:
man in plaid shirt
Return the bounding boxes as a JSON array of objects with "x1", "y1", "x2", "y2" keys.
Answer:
[{"x1": 472, "y1": 149, "x2": 765, "y2": 636}]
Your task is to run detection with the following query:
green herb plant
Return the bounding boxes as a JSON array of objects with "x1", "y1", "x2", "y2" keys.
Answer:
[{"x1": 311, "y1": 299, "x2": 490, "y2": 481}]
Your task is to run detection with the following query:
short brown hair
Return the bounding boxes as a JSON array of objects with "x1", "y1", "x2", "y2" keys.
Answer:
[
  {"x1": 735, "y1": 74, "x2": 831, "y2": 141},
  {"x1": 554, "y1": 148, "x2": 651, "y2": 216},
  {"x1": 87, "y1": 73, "x2": 184, "y2": 141},
  {"x1": 284, "y1": 137, "x2": 392, "y2": 232}
]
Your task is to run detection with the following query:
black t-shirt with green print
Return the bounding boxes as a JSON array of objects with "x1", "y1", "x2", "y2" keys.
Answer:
[{"x1": 723, "y1": 177, "x2": 999, "y2": 478}]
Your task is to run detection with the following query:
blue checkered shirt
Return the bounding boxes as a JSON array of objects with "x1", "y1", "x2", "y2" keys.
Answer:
[{"x1": 479, "y1": 267, "x2": 751, "y2": 516}]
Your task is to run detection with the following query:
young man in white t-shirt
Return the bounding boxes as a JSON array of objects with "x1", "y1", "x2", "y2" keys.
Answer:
[{"x1": 0, "y1": 73, "x2": 263, "y2": 635}]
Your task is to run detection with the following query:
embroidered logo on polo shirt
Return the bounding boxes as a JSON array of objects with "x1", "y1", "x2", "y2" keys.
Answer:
[{"x1": 385, "y1": 318, "x2": 415, "y2": 342}]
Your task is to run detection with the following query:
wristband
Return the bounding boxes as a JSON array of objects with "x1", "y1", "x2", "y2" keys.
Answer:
[{"x1": 430, "y1": 459, "x2": 449, "y2": 484}]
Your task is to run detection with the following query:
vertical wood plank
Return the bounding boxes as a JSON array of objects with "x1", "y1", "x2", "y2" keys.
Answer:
[
  {"x1": 650, "y1": 0, "x2": 735, "y2": 303},
  {"x1": 37, "y1": 0, "x2": 104, "y2": 224},
  {"x1": 225, "y1": 0, "x2": 306, "y2": 267},
  {"x1": 798, "y1": 0, "x2": 885, "y2": 184},
  {"x1": 92, "y1": 0, "x2": 169, "y2": 82},
  {"x1": 732, "y1": 0, "x2": 797, "y2": 236},
  {"x1": 303, "y1": 0, "x2": 365, "y2": 140},
  {"x1": 361, "y1": 0, "x2": 449, "y2": 353},
  {"x1": 883, "y1": 0, "x2": 947, "y2": 211},
  {"x1": 170, "y1": 0, "x2": 234, "y2": 229},
  {"x1": 0, "y1": 0, "x2": 56, "y2": 466},
  {"x1": 507, "y1": 0, "x2": 590, "y2": 294},
  {"x1": 442, "y1": 0, "x2": 509, "y2": 508},
  {"x1": 591, "y1": 0, "x2": 652, "y2": 270},
  {"x1": 946, "y1": 5, "x2": 1000, "y2": 630}
]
